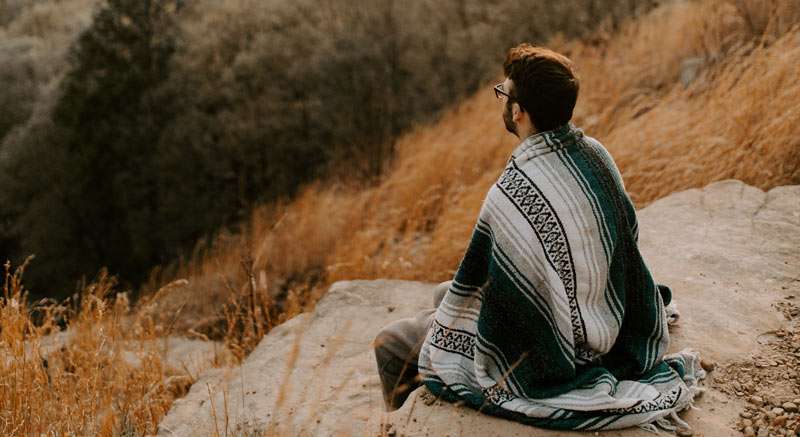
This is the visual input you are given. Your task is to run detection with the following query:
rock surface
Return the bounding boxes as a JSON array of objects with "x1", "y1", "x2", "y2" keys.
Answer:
[
  {"x1": 5, "y1": 330, "x2": 227, "y2": 378},
  {"x1": 157, "y1": 180, "x2": 800, "y2": 436}
]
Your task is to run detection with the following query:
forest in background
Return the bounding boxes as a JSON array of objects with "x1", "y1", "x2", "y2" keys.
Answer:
[
  {"x1": 157, "y1": 0, "x2": 799, "y2": 356},
  {"x1": 2, "y1": 0, "x2": 799, "y2": 434},
  {"x1": 0, "y1": 0, "x2": 658, "y2": 300}
]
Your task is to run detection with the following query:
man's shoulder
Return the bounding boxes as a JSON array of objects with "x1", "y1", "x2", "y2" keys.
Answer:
[
  {"x1": 578, "y1": 133, "x2": 612, "y2": 157},
  {"x1": 572, "y1": 133, "x2": 624, "y2": 180}
]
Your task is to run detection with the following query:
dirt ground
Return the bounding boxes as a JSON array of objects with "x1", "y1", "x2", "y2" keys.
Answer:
[{"x1": 713, "y1": 295, "x2": 800, "y2": 436}]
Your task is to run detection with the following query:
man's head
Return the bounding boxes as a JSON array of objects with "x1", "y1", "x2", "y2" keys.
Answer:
[{"x1": 498, "y1": 44, "x2": 580, "y2": 137}]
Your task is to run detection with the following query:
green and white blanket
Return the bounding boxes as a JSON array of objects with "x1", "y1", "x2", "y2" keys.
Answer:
[{"x1": 418, "y1": 124, "x2": 705, "y2": 431}]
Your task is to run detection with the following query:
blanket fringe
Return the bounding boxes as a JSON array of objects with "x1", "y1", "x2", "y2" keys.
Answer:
[
  {"x1": 665, "y1": 302, "x2": 680, "y2": 326},
  {"x1": 655, "y1": 417, "x2": 676, "y2": 431},
  {"x1": 659, "y1": 354, "x2": 703, "y2": 434},
  {"x1": 669, "y1": 410, "x2": 690, "y2": 430},
  {"x1": 633, "y1": 348, "x2": 709, "y2": 435},
  {"x1": 638, "y1": 423, "x2": 661, "y2": 434},
  {"x1": 644, "y1": 408, "x2": 693, "y2": 435}
]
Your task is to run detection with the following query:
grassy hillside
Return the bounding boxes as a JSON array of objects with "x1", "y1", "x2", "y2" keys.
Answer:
[
  {"x1": 2, "y1": 0, "x2": 659, "y2": 298},
  {"x1": 152, "y1": 0, "x2": 800, "y2": 355},
  {"x1": 2, "y1": 0, "x2": 798, "y2": 434}
]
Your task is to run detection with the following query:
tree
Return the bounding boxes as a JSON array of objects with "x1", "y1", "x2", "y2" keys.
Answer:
[
  {"x1": 1, "y1": 0, "x2": 662, "y2": 300},
  {"x1": 2, "y1": 0, "x2": 180, "y2": 298}
]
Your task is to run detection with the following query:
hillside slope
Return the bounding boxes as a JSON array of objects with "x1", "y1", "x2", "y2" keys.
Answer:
[{"x1": 149, "y1": 0, "x2": 800, "y2": 358}]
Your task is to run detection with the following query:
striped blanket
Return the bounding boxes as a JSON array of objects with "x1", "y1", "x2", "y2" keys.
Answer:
[{"x1": 417, "y1": 123, "x2": 705, "y2": 431}]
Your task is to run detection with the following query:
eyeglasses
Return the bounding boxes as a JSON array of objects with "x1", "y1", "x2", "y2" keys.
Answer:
[{"x1": 494, "y1": 82, "x2": 510, "y2": 100}]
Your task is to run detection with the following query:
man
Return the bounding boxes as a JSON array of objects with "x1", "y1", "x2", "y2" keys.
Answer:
[{"x1": 373, "y1": 44, "x2": 702, "y2": 432}]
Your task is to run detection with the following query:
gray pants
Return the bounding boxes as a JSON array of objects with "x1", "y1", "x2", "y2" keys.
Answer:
[{"x1": 373, "y1": 280, "x2": 450, "y2": 411}]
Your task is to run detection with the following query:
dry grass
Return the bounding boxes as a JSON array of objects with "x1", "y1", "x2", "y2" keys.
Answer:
[
  {"x1": 4, "y1": 0, "x2": 799, "y2": 434},
  {"x1": 153, "y1": 0, "x2": 800, "y2": 353},
  {"x1": 0, "y1": 258, "x2": 225, "y2": 435},
  {"x1": 569, "y1": 0, "x2": 800, "y2": 204}
]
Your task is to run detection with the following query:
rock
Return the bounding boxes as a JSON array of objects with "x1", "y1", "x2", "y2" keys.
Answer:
[
  {"x1": 757, "y1": 427, "x2": 770, "y2": 437},
  {"x1": 743, "y1": 426, "x2": 756, "y2": 437},
  {"x1": 679, "y1": 56, "x2": 705, "y2": 87},
  {"x1": 676, "y1": 427, "x2": 694, "y2": 436},
  {"x1": 2, "y1": 329, "x2": 229, "y2": 378},
  {"x1": 159, "y1": 279, "x2": 436, "y2": 436},
  {"x1": 158, "y1": 181, "x2": 800, "y2": 436},
  {"x1": 700, "y1": 358, "x2": 717, "y2": 372},
  {"x1": 119, "y1": 336, "x2": 232, "y2": 376},
  {"x1": 751, "y1": 396, "x2": 766, "y2": 407},
  {"x1": 784, "y1": 402, "x2": 799, "y2": 413}
]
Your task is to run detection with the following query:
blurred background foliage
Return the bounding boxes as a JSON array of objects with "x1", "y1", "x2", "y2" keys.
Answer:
[
  {"x1": 1, "y1": 1, "x2": 799, "y2": 432},
  {"x1": 0, "y1": 0, "x2": 658, "y2": 299}
]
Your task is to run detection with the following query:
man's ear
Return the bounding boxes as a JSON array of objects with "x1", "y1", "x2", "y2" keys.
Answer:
[{"x1": 512, "y1": 102, "x2": 524, "y2": 121}]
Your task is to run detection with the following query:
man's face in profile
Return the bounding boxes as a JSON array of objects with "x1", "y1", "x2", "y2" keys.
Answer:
[{"x1": 501, "y1": 77, "x2": 518, "y2": 137}]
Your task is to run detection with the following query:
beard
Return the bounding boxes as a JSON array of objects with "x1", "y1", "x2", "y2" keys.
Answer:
[{"x1": 503, "y1": 100, "x2": 518, "y2": 137}]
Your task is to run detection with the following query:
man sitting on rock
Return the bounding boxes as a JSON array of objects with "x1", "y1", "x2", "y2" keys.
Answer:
[{"x1": 373, "y1": 44, "x2": 699, "y2": 432}]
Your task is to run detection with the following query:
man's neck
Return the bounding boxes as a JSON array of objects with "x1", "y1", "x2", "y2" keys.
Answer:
[{"x1": 518, "y1": 125, "x2": 538, "y2": 140}]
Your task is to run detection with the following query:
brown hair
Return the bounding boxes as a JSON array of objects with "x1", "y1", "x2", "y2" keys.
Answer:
[{"x1": 503, "y1": 44, "x2": 580, "y2": 132}]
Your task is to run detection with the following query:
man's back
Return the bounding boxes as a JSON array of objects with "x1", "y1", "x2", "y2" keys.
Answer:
[
  {"x1": 416, "y1": 124, "x2": 700, "y2": 430},
  {"x1": 469, "y1": 123, "x2": 668, "y2": 386}
]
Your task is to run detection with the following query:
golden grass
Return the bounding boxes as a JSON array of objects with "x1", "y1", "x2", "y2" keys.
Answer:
[
  {"x1": 4, "y1": 0, "x2": 799, "y2": 434},
  {"x1": 570, "y1": 0, "x2": 800, "y2": 204},
  {"x1": 157, "y1": 0, "x2": 800, "y2": 351},
  {"x1": 0, "y1": 259, "x2": 225, "y2": 435}
]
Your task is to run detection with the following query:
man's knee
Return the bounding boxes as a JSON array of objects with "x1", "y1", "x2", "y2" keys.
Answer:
[
  {"x1": 433, "y1": 280, "x2": 451, "y2": 307},
  {"x1": 373, "y1": 314, "x2": 431, "y2": 378},
  {"x1": 374, "y1": 318, "x2": 416, "y2": 358},
  {"x1": 373, "y1": 325, "x2": 396, "y2": 363}
]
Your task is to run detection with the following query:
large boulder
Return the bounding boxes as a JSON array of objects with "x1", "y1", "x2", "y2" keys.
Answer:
[{"x1": 157, "y1": 180, "x2": 800, "y2": 436}]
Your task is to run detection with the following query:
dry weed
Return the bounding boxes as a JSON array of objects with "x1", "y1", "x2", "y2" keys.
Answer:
[
  {"x1": 142, "y1": 0, "x2": 799, "y2": 429},
  {"x1": 0, "y1": 259, "x2": 223, "y2": 436},
  {"x1": 163, "y1": 0, "x2": 799, "y2": 327},
  {"x1": 13, "y1": 0, "x2": 798, "y2": 434}
]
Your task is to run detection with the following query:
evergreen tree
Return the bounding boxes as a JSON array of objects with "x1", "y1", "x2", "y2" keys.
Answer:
[{"x1": 6, "y1": 0, "x2": 180, "y2": 298}]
